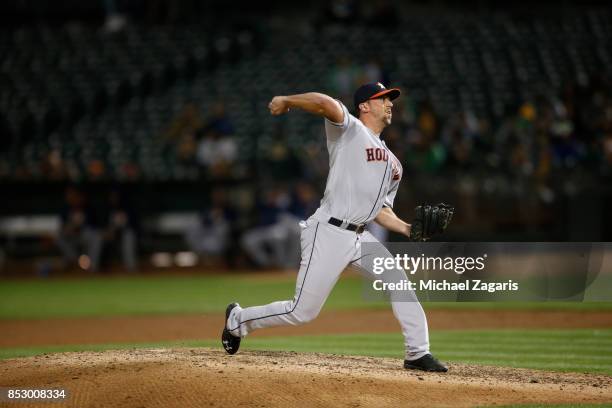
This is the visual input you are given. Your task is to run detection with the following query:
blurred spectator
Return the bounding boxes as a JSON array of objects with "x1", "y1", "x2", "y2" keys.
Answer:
[
  {"x1": 320, "y1": 0, "x2": 360, "y2": 26},
  {"x1": 405, "y1": 129, "x2": 446, "y2": 173},
  {"x1": 241, "y1": 186, "x2": 301, "y2": 269},
  {"x1": 417, "y1": 100, "x2": 439, "y2": 141},
  {"x1": 41, "y1": 148, "x2": 67, "y2": 180},
  {"x1": 441, "y1": 112, "x2": 479, "y2": 170},
  {"x1": 164, "y1": 102, "x2": 205, "y2": 167},
  {"x1": 548, "y1": 99, "x2": 582, "y2": 169},
  {"x1": 103, "y1": 190, "x2": 139, "y2": 271},
  {"x1": 202, "y1": 102, "x2": 235, "y2": 137},
  {"x1": 87, "y1": 159, "x2": 107, "y2": 180},
  {"x1": 603, "y1": 131, "x2": 612, "y2": 169},
  {"x1": 103, "y1": 0, "x2": 127, "y2": 33},
  {"x1": 301, "y1": 137, "x2": 330, "y2": 180},
  {"x1": 196, "y1": 130, "x2": 238, "y2": 177},
  {"x1": 185, "y1": 189, "x2": 236, "y2": 265},
  {"x1": 362, "y1": 59, "x2": 382, "y2": 83},
  {"x1": 164, "y1": 102, "x2": 203, "y2": 143},
  {"x1": 328, "y1": 57, "x2": 361, "y2": 100},
  {"x1": 290, "y1": 181, "x2": 319, "y2": 220},
  {"x1": 196, "y1": 102, "x2": 238, "y2": 177},
  {"x1": 259, "y1": 125, "x2": 303, "y2": 180},
  {"x1": 56, "y1": 187, "x2": 103, "y2": 272}
]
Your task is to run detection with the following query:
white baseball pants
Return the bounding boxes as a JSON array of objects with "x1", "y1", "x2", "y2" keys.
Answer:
[{"x1": 227, "y1": 217, "x2": 430, "y2": 360}]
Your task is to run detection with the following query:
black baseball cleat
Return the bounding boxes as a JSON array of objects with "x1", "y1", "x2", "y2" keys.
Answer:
[
  {"x1": 404, "y1": 354, "x2": 448, "y2": 372},
  {"x1": 221, "y1": 303, "x2": 241, "y2": 355}
]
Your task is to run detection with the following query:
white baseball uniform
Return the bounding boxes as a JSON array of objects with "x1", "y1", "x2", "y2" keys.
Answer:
[{"x1": 227, "y1": 101, "x2": 430, "y2": 360}]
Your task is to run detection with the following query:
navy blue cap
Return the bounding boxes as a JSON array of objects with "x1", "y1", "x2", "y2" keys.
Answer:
[{"x1": 353, "y1": 82, "x2": 401, "y2": 112}]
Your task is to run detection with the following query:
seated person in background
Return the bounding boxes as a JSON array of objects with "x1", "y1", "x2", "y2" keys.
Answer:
[
  {"x1": 195, "y1": 129, "x2": 238, "y2": 177},
  {"x1": 290, "y1": 181, "x2": 319, "y2": 221},
  {"x1": 56, "y1": 187, "x2": 103, "y2": 272},
  {"x1": 195, "y1": 102, "x2": 238, "y2": 178},
  {"x1": 240, "y1": 186, "x2": 301, "y2": 270},
  {"x1": 185, "y1": 189, "x2": 236, "y2": 266},
  {"x1": 103, "y1": 190, "x2": 139, "y2": 272}
]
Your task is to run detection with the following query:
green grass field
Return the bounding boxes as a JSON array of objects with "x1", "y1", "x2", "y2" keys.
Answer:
[
  {"x1": 1, "y1": 274, "x2": 611, "y2": 319},
  {"x1": 2, "y1": 274, "x2": 612, "y2": 382}
]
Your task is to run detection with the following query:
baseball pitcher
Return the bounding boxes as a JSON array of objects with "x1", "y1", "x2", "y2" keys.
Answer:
[{"x1": 222, "y1": 82, "x2": 452, "y2": 372}]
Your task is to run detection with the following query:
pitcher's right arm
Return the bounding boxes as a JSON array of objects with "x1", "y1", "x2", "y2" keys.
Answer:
[{"x1": 268, "y1": 93, "x2": 343, "y2": 124}]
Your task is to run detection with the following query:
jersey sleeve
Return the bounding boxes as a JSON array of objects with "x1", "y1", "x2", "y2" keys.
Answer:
[
  {"x1": 324, "y1": 100, "x2": 355, "y2": 143},
  {"x1": 383, "y1": 179, "x2": 400, "y2": 209},
  {"x1": 383, "y1": 159, "x2": 403, "y2": 208}
]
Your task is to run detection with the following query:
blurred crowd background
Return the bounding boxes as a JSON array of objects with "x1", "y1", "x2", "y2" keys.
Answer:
[{"x1": 1, "y1": 0, "x2": 611, "y2": 274}]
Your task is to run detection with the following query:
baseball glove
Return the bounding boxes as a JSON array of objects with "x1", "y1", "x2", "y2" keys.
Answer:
[{"x1": 409, "y1": 203, "x2": 454, "y2": 242}]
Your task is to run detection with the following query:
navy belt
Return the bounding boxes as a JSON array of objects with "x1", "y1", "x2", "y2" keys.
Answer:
[{"x1": 328, "y1": 217, "x2": 366, "y2": 234}]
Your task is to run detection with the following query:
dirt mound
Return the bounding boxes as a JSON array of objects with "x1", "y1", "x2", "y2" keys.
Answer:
[{"x1": 2, "y1": 348, "x2": 611, "y2": 407}]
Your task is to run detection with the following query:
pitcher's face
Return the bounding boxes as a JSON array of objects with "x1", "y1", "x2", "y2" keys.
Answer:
[{"x1": 367, "y1": 96, "x2": 393, "y2": 126}]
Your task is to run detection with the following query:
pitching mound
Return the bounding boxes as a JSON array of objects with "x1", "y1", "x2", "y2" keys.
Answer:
[{"x1": 2, "y1": 348, "x2": 611, "y2": 407}]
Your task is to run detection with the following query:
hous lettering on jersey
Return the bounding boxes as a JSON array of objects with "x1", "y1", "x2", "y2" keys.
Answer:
[
  {"x1": 365, "y1": 147, "x2": 388, "y2": 162},
  {"x1": 365, "y1": 148, "x2": 401, "y2": 180}
]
